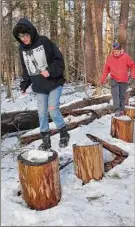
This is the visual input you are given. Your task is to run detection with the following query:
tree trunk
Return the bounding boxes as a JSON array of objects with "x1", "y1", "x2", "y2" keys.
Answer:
[
  {"x1": 110, "y1": 116, "x2": 134, "y2": 143},
  {"x1": 74, "y1": 0, "x2": 82, "y2": 80},
  {"x1": 17, "y1": 150, "x2": 61, "y2": 210},
  {"x1": 49, "y1": 0, "x2": 58, "y2": 44},
  {"x1": 104, "y1": 0, "x2": 113, "y2": 61},
  {"x1": 86, "y1": 133, "x2": 128, "y2": 157},
  {"x1": 124, "y1": 106, "x2": 135, "y2": 119},
  {"x1": 73, "y1": 143, "x2": 104, "y2": 184},
  {"x1": 59, "y1": 0, "x2": 70, "y2": 81},
  {"x1": 85, "y1": 0, "x2": 104, "y2": 85},
  {"x1": 86, "y1": 133, "x2": 129, "y2": 172},
  {"x1": 118, "y1": 0, "x2": 129, "y2": 51}
]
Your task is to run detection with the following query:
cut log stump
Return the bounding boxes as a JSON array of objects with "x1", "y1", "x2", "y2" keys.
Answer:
[
  {"x1": 124, "y1": 106, "x2": 135, "y2": 119},
  {"x1": 110, "y1": 116, "x2": 134, "y2": 143},
  {"x1": 73, "y1": 143, "x2": 104, "y2": 184},
  {"x1": 17, "y1": 149, "x2": 61, "y2": 210}
]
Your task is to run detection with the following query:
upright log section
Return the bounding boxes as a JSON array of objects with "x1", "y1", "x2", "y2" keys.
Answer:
[
  {"x1": 73, "y1": 143, "x2": 104, "y2": 184},
  {"x1": 124, "y1": 106, "x2": 135, "y2": 119},
  {"x1": 17, "y1": 150, "x2": 61, "y2": 210},
  {"x1": 110, "y1": 116, "x2": 134, "y2": 143}
]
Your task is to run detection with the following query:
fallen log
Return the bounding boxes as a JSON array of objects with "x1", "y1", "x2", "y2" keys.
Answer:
[
  {"x1": 104, "y1": 156, "x2": 126, "y2": 172},
  {"x1": 1, "y1": 95, "x2": 112, "y2": 135},
  {"x1": 20, "y1": 105, "x2": 114, "y2": 144},
  {"x1": 86, "y1": 134, "x2": 128, "y2": 157},
  {"x1": 2, "y1": 87, "x2": 135, "y2": 135},
  {"x1": 86, "y1": 133, "x2": 128, "y2": 172}
]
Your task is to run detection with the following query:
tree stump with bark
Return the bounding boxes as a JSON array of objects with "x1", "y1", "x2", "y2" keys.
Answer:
[
  {"x1": 124, "y1": 106, "x2": 135, "y2": 119},
  {"x1": 17, "y1": 150, "x2": 61, "y2": 210},
  {"x1": 110, "y1": 116, "x2": 134, "y2": 143},
  {"x1": 73, "y1": 143, "x2": 104, "y2": 184}
]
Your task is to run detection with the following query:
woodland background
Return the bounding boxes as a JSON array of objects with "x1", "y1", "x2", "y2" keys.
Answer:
[{"x1": 1, "y1": 0, "x2": 135, "y2": 97}]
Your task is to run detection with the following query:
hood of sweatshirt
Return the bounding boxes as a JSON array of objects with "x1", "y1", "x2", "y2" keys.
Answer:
[{"x1": 13, "y1": 18, "x2": 39, "y2": 48}]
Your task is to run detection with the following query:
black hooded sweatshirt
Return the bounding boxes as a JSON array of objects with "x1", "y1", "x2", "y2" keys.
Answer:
[{"x1": 13, "y1": 18, "x2": 65, "y2": 94}]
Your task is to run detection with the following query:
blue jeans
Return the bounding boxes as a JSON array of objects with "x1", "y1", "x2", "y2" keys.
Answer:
[{"x1": 36, "y1": 86, "x2": 65, "y2": 132}]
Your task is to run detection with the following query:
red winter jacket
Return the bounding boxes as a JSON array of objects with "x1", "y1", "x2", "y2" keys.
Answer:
[{"x1": 100, "y1": 51, "x2": 135, "y2": 84}]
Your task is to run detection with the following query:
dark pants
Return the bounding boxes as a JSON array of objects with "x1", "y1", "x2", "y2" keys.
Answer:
[{"x1": 111, "y1": 79, "x2": 128, "y2": 112}]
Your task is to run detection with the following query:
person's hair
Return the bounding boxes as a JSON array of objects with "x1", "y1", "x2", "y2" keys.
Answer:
[
  {"x1": 112, "y1": 42, "x2": 121, "y2": 50},
  {"x1": 14, "y1": 24, "x2": 30, "y2": 37}
]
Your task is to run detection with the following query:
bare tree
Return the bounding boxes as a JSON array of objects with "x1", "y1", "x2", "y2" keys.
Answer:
[{"x1": 118, "y1": 0, "x2": 129, "y2": 51}]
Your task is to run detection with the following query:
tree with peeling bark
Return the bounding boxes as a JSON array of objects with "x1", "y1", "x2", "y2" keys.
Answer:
[
  {"x1": 118, "y1": 0, "x2": 129, "y2": 51},
  {"x1": 85, "y1": 0, "x2": 105, "y2": 87}
]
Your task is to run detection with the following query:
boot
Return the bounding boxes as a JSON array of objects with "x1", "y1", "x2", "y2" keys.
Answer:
[
  {"x1": 59, "y1": 126, "x2": 70, "y2": 148},
  {"x1": 38, "y1": 131, "x2": 51, "y2": 151}
]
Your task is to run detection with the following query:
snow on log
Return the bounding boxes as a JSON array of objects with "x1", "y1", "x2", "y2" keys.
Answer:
[
  {"x1": 124, "y1": 106, "x2": 135, "y2": 119},
  {"x1": 86, "y1": 133, "x2": 128, "y2": 157},
  {"x1": 86, "y1": 133, "x2": 129, "y2": 172},
  {"x1": 20, "y1": 105, "x2": 114, "y2": 145},
  {"x1": 110, "y1": 116, "x2": 134, "y2": 143},
  {"x1": 17, "y1": 149, "x2": 61, "y2": 210},
  {"x1": 73, "y1": 142, "x2": 104, "y2": 184}
]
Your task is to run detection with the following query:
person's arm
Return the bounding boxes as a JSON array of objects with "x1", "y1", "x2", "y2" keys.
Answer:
[
  {"x1": 127, "y1": 55, "x2": 135, "y2": 79},
  {"x1": 19, "y1": 48, "x2": 32, "y2": 92},
  {"x1": 100, "y1": 57, "x2": 110, "y2": 84},
  {"x1": 42, "y1": 36, "x2": 65, "y2": 78}
]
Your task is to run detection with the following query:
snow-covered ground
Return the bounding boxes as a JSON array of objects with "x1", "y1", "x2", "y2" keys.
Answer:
[{"x1": 1, "y1": 81, "x2": 135, "y2": 226}]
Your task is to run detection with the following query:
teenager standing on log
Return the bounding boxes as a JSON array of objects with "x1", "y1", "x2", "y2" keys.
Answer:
[
  {"x1": 13, "y1": 18, "x2": 70, "y2": 150},
  {"x1": 100, "y1": 42, "x2": 135, "y2": 117}
]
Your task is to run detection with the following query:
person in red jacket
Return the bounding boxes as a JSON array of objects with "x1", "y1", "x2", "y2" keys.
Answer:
[{"x1": 100, "y1": 42, "x2": 135, "y2": 116}]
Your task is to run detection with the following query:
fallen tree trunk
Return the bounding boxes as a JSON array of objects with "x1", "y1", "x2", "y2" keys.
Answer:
[
  {"x1": 1, "y1": 95, "x2": 112, "y2": 135},
  {"x1": 86, "y1": 133, "x2": 128, "y2": 157},
  {"x1": 20, "y1": 105, "x2": 114, "y2": 144},
  {"x1": 2, "y1": 88, "x2": 135, "y2": 136},
  {"x1": 86, "y1": 133, "x2": 128, "y2": 172}
]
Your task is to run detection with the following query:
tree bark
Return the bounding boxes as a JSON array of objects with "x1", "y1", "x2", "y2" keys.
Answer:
[
  {"x1": 86, "y1": 133, "x2": 129, "y2": 172},
  {"x1": 74, "y1": 0, "x2": 82, "y2": 80},
  {"x1": 49, "y1": 0, "x2": 58, "y2": 44},
  {"x1": 118, "y1": 0, "x2": 129, "y2": 51},
  {"x1": 124, "y1": 107, "x2": 135, "y2": 119},
  {"x1": 73, "y1": 143, "x2": 104, "y2": 184},
  {"x1": 17, "y1": 150, "x2": 61, "y2": 210},
  {"x1": 86, "y1": 133, "x2": 128, "y2": 157},
  {"x1": 85, "y1": 0, "x2": 105, "y2": 85},
  {"x1": 110, "y1": 116, "x2": 134, "y2": 143}
]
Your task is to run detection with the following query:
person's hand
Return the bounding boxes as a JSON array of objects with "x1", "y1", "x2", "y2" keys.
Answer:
[
  {"x1": 40, "y1": 70, "x2": 49, "y2": 78},
  {"x1": 98, "y1": 80, "x2": 104, "y2": 86},
  {"x1": 100, "y1": 81, "x2": 104, "y2": 86}
]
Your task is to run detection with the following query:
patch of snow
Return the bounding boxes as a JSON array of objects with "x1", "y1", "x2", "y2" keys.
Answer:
[
  {"x1": 21, "y1": 149, "x2": 53, "y2": 162},
  {"x1": 1, "y1": 81, "x2": 135, "y2": 226},
  {"x1": 114, "y1": 115, "x2": 131, "y2": 120},
  {"x1": 125, "y1": 105, "x2": 135, "y2": 109}
]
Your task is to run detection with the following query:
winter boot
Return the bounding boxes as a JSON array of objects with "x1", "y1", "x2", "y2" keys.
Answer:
[
  {"x1": 59, "y1": 126, "x2": 70, "y2": 148},
  {"x1": 38, "y1": 131, "x2": 51, "y2": 151}
]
